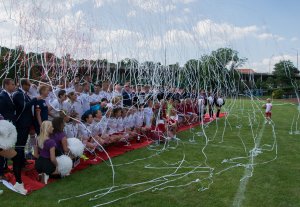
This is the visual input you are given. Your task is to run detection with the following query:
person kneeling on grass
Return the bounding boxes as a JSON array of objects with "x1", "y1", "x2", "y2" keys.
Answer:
[{"x1": 34, "y1": 121, "x2": 59, "y2": 184}]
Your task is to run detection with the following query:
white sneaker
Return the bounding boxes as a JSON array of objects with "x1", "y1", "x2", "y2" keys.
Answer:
[
  {"x1": 39, "y1": 173, "x2": 49, "y2": 184},
  {"x1": 0, "y1": 189, "x2": 3, "y2": 195},
  {"x1": 13, "y1": 182, "x2": 27, "y2": 195},
  {"x1": 268, "y1": 121, "x2": 271, "y2": 125},
  {"x1": 264, "y1": 120, "x2": 268, "y2": 124},
  {"x1": 42, "y1": 173, "x2": 49, "y2": 184}
]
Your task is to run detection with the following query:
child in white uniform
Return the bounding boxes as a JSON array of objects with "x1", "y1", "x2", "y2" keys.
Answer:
[
  {"x1": 144, "y1": 99, "x2": 154, "y2": 128},
  {"x1": 263, "y1": 98, "x2": 272, "y2": 124}
]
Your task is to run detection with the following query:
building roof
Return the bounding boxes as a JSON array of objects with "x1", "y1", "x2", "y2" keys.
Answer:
[{"x1": 236, "y1": 69, "x2": 255, "y2": 74}]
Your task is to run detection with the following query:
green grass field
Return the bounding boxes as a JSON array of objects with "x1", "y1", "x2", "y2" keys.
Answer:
[{"x1": 1, "y1": 98, "x2": 299, "y2": 207}]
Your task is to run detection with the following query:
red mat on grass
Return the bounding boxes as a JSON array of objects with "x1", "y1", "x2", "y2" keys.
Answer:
[{"x1": 4, "y1": 113, "x2": 225, "y2": 194}]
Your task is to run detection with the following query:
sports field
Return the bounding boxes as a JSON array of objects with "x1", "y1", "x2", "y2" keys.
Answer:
[{"x1": 1, "y1": 98, "x2": 299, "y2": 207}]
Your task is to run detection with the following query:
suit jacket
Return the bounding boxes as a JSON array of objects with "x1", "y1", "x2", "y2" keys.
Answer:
[
  {"x1": 122, "y1": 90, "x2": 132, "y2": 107},
  {"x1": 13, "y1": 89, "x2": 38, "y2": 127},
  {"x1": 0, "y1": 91, "x2": 16, "y2": 124}
]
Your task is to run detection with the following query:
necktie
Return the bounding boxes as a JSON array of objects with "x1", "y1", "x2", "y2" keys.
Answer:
[
  {"x1": 8, "y1": 93, "x2": 13, "y2": 103},
  {"x1": 25, "y1": 92, "x2": 31, "y2": 101}
]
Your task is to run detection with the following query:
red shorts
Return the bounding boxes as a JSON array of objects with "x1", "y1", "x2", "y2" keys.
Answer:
[{"x1": 265, "y1": 112, "x2": 271, "y2": 118}]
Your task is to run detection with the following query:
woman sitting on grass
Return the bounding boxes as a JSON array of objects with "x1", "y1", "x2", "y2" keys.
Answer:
[{"x1": 34, "y1": 121, "x2": 59, "y2": 184}]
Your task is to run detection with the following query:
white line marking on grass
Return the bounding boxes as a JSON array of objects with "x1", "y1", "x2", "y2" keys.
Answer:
[{"x1": 232, "y1": 123, "x2": 266, "y2": 207}]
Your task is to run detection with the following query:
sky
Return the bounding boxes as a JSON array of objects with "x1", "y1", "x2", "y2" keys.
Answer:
[{"x1": 0, "y1": 0, "x2": 299, "y2": 73}]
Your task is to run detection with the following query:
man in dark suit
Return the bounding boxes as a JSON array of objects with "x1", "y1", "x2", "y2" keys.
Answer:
[
  {"x1": 13, "y1": 78, "x2": 40, "y2": 165},
  {"x1": 0, "y1": 78, "x2": 16, "y2": 124},
  {"x1": 0, "y1": 78, "x2": 16, "y2": 179},
  {"x1": 122, "y1": 82, "x2": 132, "y2": 107},
  {"x1": 0, "y1": 78, "x2": 30, "y2": 194}
]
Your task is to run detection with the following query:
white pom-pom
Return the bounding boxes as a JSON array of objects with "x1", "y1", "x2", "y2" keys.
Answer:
[
  {"x1": 0, "y1": 120, "x2": 17, "y2": 149},
  {"x1": 208, "y1": 96, "x2": 214, "y2": 105},
  {"x1": 56, "y1": 155, "x2": 73, "y2": 176},
  {"x1": 67, "y1": 138, "x2": 85, "y2": 157},
  {"x1": 198, "y1": 98, "x2": 204, "y2": 105},
  {"x1": 217, "y1": 98, "x2": 224, "y2": 106}
]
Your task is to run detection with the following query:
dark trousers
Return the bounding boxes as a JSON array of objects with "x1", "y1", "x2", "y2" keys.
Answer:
[
  {"x1": 12, "y1": 154, "x2": 22, "y2": 183},
  {"x1": 6, "y1": 124, "x2": 27, "y2": 183},
  {"x1": 209, "y1": 108, "x2": 214, "y2": 118},
  {"x1": 35, "y1": 157, "x2": 56, "y2": 175},
  {"x1": 14, "y1": 125, "x2": 30, "y2": 183},
  {"x1": 216, "y1": 109, "x2": 221, "y2": 118},
  {"x1": 15, "y1": 126, "x2": 30, "y2": 165},
  {"x1": 0, "y1": 156, "x2": 7, "y2": 176},
  {"x1": 0, "y1": 154, "x2": 21, "y2": 183}
]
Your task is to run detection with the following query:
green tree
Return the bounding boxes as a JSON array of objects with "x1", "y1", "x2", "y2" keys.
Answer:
[
  {"x1": 266, "y1": 77, "x2": 275, "y2": 89},
  {"x1": 183, "y1": 48, "x2": 247, "y2": 92},
  {"x1": 273, "y1": 60, "x2": 299, "y2": 86}
]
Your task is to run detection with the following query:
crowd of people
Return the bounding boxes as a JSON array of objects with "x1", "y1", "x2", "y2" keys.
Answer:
[{"x1": 0, "y1": 75, "x2": 226, "y2": 195}]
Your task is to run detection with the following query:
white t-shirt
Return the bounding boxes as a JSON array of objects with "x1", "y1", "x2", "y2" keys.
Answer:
[
  {"x1": 99, "y1": 116, "x2": 108, "y2": 135},
  {"x1": 69, "y1": 100, "x2": 84, "y2": 117},
  {"x1": 64, "y1": 122, "x2": 79, "y2": 138},
  {"x1": 28, "y1": 85, "x2": 38, "y2": 98},
  {"x1": 107, "y1": 118, "x2": 118, "y2": 135},
  {"x1": 198, "y1": 98, "x2": 205, "y2": 114},
  {"x1": 122, "y1": 116, "x2": 130, "y2": 130},
  {"x1": 78, "y1": 93, "x2": 90, "y2": 113},
  {"x1": 99, "y1": 91, "x2": 112, "y2": 101},
  {"x1": 128, "y1": 114, "x2": 135, "y2": 128},
  {"x1": 144, "y1": 107, "x2": 153, "y2": 127},
  {"x1": 49, "y1": 99, "x2": 68, "y2": 119},
  {"x1": 116, "y1": 118, "x2": 124, "y2": 132},
  {"x1": 112, "y1": 91, "x2": 122, "y2": 98},
  {"x1": 135, "y1": 111, "x2": 144, "y2": 127},
  {"x1": 89, "y1": 93, "x2": 103, "y2": 103},
  {"x1": 265, "y1": 103, "x2": 272, "y2": 113},
  {"x1": 45, "y1": 91, "x2": 56, "y2": 106},
  {"x1": 78, "y1": 123, "x2": 93, "y2": 139}
]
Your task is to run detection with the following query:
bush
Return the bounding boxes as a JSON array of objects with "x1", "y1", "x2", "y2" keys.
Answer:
[{"x1": 272, "y1": 89, "x2": 284, "y2": 99}]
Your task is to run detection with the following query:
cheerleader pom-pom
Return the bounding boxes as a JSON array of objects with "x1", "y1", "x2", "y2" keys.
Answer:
[
  {"x1": 67, "y1": 138, "x2": 85, "y2": 157},
  {"x1": 208, "y1": 96, "x2": 214, "y2": 104},
  {"x1": 0, "y1": 120, "x2": 17, "y2": 149},
  {"x1": 217, "y1": 98, "x2": 224, "y2": 106},
  {"x1": 56, "y1": 155, "x2": 73, "y2": 176}
]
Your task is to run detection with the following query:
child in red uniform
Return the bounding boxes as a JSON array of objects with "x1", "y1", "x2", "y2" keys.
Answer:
[
  {"x1": 166, "y1": 109, "x2": 179, "y2": 140},
  {"x1": 184, "y1": 98, "x2": 198, "y2": 124}
]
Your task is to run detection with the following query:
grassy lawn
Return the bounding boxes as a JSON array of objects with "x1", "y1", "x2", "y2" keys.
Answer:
[{"x1": 1, "y1": 98, "x2": 299, "y2": 207}]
